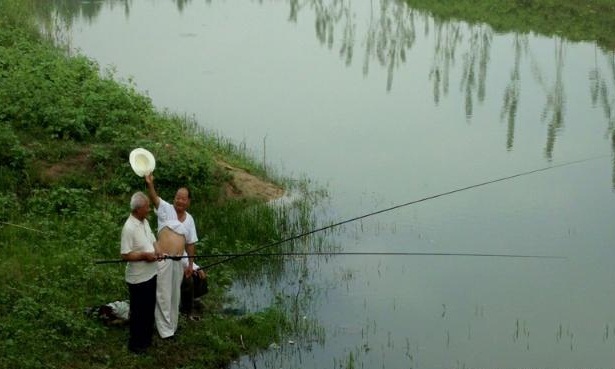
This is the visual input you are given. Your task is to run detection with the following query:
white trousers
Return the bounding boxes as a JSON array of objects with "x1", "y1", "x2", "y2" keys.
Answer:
[{"x1": 155, "y1": 259, "x2": 183, "y2": 338}]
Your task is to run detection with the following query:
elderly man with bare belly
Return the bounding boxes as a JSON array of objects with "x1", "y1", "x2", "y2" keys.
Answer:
[{"x1": 145, "y1": 174, "x2": 198, "y2": 339}]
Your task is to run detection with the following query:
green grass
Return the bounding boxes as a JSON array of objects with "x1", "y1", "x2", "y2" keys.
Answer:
[{"x1": 405, "y1": 0, "x2": 615, "y2": 49}]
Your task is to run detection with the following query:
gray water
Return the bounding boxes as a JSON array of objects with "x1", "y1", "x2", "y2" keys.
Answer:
[{"x1": 57, "y1": 0, "x2": 615, "y2": 367}]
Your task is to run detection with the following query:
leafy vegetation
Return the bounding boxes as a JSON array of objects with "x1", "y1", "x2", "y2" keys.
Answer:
[
  {"x1": 405, "y1": 0, "x2": 615, "y2": 49},
  {"x1": 0, "y1": 1, "x2": 314, "y2": 368}
]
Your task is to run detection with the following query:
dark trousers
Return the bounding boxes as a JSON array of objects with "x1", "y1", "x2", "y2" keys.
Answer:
[
  {"x1": 127, "y1": 275, "x2": 157, "y2": 352},
  {"x1": 180, "y1": 272, "x2": 208, "y2": 315}
]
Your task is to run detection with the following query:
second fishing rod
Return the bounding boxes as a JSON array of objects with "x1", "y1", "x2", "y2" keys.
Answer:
[{"x1": 192, "y1": 157, "x2": 602, "y2": 269}]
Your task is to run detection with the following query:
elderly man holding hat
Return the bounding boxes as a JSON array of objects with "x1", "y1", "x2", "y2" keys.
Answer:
[{"x1": 144, "y1": 173, "x2": 198, "y2": 339}]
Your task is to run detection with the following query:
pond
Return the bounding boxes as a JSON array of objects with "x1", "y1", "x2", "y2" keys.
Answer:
[{"x1": 54, "y1": 0, "x2": 615, "y2": 367}]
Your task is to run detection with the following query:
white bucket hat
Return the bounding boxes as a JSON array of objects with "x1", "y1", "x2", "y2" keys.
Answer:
[{"x1": 129, "y1": 148, "x2": 156, "y2": 177}]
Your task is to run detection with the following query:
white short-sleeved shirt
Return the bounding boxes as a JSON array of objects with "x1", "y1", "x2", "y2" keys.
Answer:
[
  {"x1": 155, "y1": 198, "x2": 198, "y2": 245},
  {"x1": 121, "y1": 214, "x2": 158, "y2": 284}
]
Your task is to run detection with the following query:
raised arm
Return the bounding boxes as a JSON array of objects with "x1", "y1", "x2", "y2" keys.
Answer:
[{"x1": 144, "y1": 174, "x2": 161, "y2": 209}]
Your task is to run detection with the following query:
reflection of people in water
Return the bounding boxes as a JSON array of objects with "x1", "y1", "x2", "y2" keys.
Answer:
[{"x1": 145, "y1": 174, "x2": 198, "y2": 339}]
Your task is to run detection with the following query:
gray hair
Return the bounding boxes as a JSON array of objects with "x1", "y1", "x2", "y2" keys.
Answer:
[{"x1": 130, "y1": 192, "x2": 149, "y2": 211}]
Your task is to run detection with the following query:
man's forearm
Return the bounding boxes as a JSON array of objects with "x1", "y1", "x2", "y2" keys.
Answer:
[
  {"x1": 144, "y1": 174, "x2": 160, "y2": 208},
  {"x1": 186, "y1": 243, "x2": 195, "y2": 268},
  {"x1": 122, "y1": 251, "x2": 154, "y2": 262}
]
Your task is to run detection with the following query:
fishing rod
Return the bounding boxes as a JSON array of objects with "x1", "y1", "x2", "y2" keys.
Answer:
[
  {"x1": 94, "y1": 251, "x2": 566, "y2": 265},
  {"x1": 192, "y1": 252, "x2": 565, "y2": 260},
  {"x1": 95, "y1": 156, "x2": 600, "y2": 267},
  {"x1": 195, "y1": 156, "x2": 601, "y2": 269}
]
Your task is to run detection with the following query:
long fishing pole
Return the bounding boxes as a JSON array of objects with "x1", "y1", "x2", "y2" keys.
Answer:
[
  {"x1": 94, "y1": 251, "x2": 566, "y2": 265},
  {"x1": 95, "y1": 156, "x2": 602, "y2": 267},
  {"x1": 197, "y1": 156, "x2": 602, "y2": 268}
]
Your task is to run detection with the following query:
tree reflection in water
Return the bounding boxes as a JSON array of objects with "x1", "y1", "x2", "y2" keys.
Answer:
[
  {"x1": 590, "y1": 48, "x2": 615, "y2": 187},
  {"x1": 531, "y1": 38, "x2": 566, "y2": 160},
  {"x1": 500, "y1": 34, "x2": 527, "y2": 151},
  {"x1": 36, "y1": 0, "x2": 204, "y2": 25},
  {"x1": 364, "y1": 0, "x2": 416, "y2": 91},
  {"x1": 429, "y1": 21, "x2": 460, "y2": 105},
  {"x1": 460, "y1": 24, "x2": 492, "y2": 120}
]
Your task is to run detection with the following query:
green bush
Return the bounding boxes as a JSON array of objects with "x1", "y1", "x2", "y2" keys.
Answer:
[
  {"x1": 0, "y1": 32, "x2": 153, "y2": 141},
  {"x1": 27, "y1": 187, "x2": 91, "y2": 216},
  {"x1": 0, "y1": 124, "x2": 28, "y2": 169},
  {"x1": 0, "y1": 192, "x2": 20, "y2": 221}
]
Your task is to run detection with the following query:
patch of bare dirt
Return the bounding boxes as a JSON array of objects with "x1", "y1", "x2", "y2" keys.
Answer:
[
  {"x1": 40, "y1": 149, "x2": 92, "y2": 183},
  {"x1": 217, "y1": 160, "x2": 284, "y2": 202},
  {"x1": 37, "y1": 151, "x2": 283, "y2": 203}
]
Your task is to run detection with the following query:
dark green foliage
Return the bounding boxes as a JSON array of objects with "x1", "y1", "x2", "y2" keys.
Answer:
[
  {"x1": 27, "y1": 187, "x2": 91, "y2": 215},
  {"x1": 405, "y1": 0, "x2": 615, "y2": 49},
  {"x1": 0, "y1": 123, "x2": 29, "y2": 169},
  {"x1": 0, "y1": 192, "x2": 20, "y2": 221},
  {"x1": 0, "y1": 39, "x2": 153, "y2": 140}
]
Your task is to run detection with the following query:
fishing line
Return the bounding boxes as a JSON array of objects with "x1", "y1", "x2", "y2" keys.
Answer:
[
  {"x1": 93, "y1": 251, "x2": 565, "y2": 265},
  {"x1": 95, "y1": 155, "x2": 604, "y2": 267},
  {"x1": 0, "y1": 221, "x2": 48, "y2": 234},
  {"x1": 199, "y1": 251, "x2": 564, "y2": 259}
]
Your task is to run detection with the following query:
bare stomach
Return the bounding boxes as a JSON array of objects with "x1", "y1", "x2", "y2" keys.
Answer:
[{"x1": 156, "y1": 227, "x2": 186, "y2": 256}]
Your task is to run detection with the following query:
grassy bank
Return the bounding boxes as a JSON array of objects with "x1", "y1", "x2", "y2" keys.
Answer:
[
  {"x1": 0, "y1": 2, "x2": 313, "y2": 368},
  {"x1": 406, "y1": 0, "x2": 615, "y2": 49}
]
